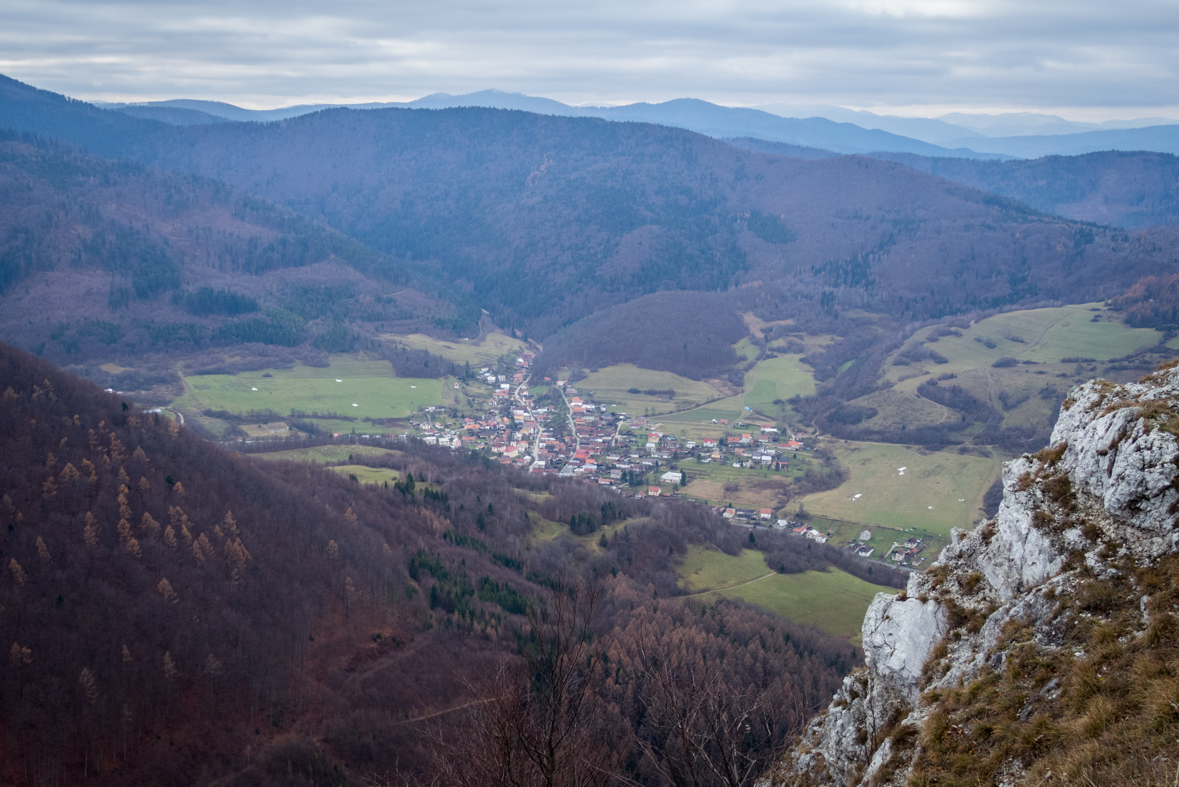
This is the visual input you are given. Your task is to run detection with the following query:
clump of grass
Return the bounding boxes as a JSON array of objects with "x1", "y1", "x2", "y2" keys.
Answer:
[{"x1": 909, "y1": 552, "x2": 1179, "y2": 786}]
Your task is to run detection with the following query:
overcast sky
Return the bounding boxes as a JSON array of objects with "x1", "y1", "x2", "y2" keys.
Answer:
[{"x1": 2, "y1": 0, "x2": 1177, "y2": 120}]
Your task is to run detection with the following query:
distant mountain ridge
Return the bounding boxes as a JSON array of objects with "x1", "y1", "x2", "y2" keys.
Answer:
[
  {"x1": 726, "y1": 138, "x2": 1179, "y2": 229},
  {"x1": 99, "y1": 86, "x2": 1179, "y2": 160},
  {"x1": 4, "y1": 73, "x2": 1179, "y2": 346},
  {"x1": 99, "y1": 86, "x2": 999, "y2": 159}
]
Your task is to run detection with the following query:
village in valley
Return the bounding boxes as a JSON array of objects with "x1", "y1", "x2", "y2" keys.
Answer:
[{"x1": 397, "y1": 349, "x2": 925, "y2": 567}]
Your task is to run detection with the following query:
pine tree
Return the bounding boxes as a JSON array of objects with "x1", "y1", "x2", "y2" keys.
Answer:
[
  {"x1": 163, "y1": 525, "x2": 177, "y2": 549},
  {"x1": 158, "y1": 578, "x2": 177, "y2": 604},
  {"x1": 35, "y1": 536, "x2": 50, "y2": 562}
]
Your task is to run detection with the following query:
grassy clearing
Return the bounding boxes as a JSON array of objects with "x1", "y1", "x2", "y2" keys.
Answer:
[
  {"x1": 678, "y1": 547, "x2": 894, "y2": 641},
  {"x1": 677, "y1": 458, "x2": 809, "y2": 509},
  {"x1": 721, "y1": 570, "x2": 892, "y2": 641},
  {"x1": 575, "y1": 365, "x2": 722, "y2": 415},
  {"x1": 680, "y1": 547, "x2": 773, "y2": 591},
  {"x1": 172, "y1": 356, "x2": 444, "y2": 430},
  {"x1": 656, "y1": 353, "x2": 815, "y2": 441},
  {"x1": 801, "y1": 441, "x2": 1000, "y2": 538},
  {"x1": 886, "y1": 304, "x2": 1162, "y2": 393},
  {"x1": 742, "y1": 354, "x2": 816, "y2": 413},
  {"x1": 527, "y1": 515, "x2": 641, "y2": 554},
  {"x1": 329, "y1": 464, "x2": 402, "y2": 486},
  {"x1": 250, "y1": 444, "x2": 401, "y2": 464},
  {"x1": 385, "y1": 331, "x2": 525, "y2": 367}
]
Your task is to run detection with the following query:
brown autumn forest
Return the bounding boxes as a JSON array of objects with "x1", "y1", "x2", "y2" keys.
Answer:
[{"x1": 0, "y1": 342, "x2": 908, "y2": 785}]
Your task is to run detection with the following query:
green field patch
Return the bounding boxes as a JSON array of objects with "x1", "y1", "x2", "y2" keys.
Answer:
[
  {"x1": 329, "y1": 464, "x2": 402, "y2": 486},
  {"x1": 718, "y1": 570, "x2": 893, "y2": 641},
  {"x1": 742, "y1": 354, "x2": 816, "y2": 415},
  {"x1": 386, "y1": 331, "x2": 525, "y2": 366},
  {"x1": 887, "y1": 304, "x2": 1162, "y2": 392},
  {"x1": 172, "y1": 356, "x2": 444, "y2": 427},
  {"x1": 576, "y1": 364, "x2": 722, "y2": 415},
  {"x1": 680, "y1": 546, "x2": 772, "y2": 591},
  {"x1": 801, "y1": 441, "x2": 999, "y2": 538},
  {"x1": 734, "y1": 337, "x2": 760, "y2": 363},
  {"x1": 252, "y1": 444, "x2": 401, "y2": 463},
  {"x1": 678, "y1": 547, "x2": 895, "y2": 641}
]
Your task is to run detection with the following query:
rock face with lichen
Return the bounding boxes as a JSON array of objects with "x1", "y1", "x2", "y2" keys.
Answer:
[{"x1": 768, "y1": 365, "x2": 1179, "y2": 787}]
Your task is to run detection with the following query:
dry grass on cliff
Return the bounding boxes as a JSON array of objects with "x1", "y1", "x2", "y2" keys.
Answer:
[{"x1": 908, "y1": 553, "x2": 1179, "y2": 787}]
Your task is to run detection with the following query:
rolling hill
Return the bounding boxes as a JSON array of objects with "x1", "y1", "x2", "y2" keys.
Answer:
[
  {"x1": 0, "y1": 129, "x2": 465, "y2": 366},
  {"x1": 4, "y1": 74, "x2": 1178, "y2": 349}
]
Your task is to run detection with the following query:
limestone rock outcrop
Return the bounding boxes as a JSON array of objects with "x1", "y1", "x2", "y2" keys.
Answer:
[{"x1": 770, "y1": 365, "x2": 1179, "y2": 786}]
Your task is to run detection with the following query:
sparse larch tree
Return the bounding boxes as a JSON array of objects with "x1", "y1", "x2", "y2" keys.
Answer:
[
  {"x1": 158, "y1": 577, "x2": 178, "y2": 604},
  {"x1": 83, "y1": 512, "x2": 100, "y2": 550},
  {"x1": 79, "y1": 667, "x2": 99, "y2": 705},
  {"x1": 8, "y1": 558, "x2": 27, "y2": 588},
  {"x1": 140, "y1": 512, "x2": 160, "y2": 538}
]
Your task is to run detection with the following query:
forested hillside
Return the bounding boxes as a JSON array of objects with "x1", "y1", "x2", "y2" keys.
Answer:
[
  {"x1": 862, "y1": 149, "x2": 1179, "y2": 229},
  {"x1": 0, "y1": 130, "x2": 466, "y2": 363},
  {"x1": 0, "y1": 342, "x2": 880, "y2": 785},
  {"x1": 4, "y1": 75, "x2": 1179, "y2": 344}
]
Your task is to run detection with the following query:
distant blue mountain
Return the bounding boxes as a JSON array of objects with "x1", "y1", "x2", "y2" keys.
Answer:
[{"x1": 102, "y1": 89, "x2": 1000, "y2": 159}]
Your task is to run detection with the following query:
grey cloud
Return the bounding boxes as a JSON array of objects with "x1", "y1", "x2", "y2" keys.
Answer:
[{"x1": 1, "y1": 0, "x2": 1177, "y2": 114}]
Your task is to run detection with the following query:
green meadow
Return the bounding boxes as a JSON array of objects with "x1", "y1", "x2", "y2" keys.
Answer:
[
  {"x1": 678, "y1": 547, "x2": 894, "y2": 641},
  {"x1": 384, "y1": 331, "x2": 526, "y2": 367},
  {"x1": 173, "y1": 356, "x2": 444, "y2": 432},
  {"x1": 885, "y1": 303, "x2": 1163, "y2": 393},
  {"x1": 575, "y1": 364, "x2": 722, "y2": 415},
  {"x1": 251, "y1": 444, "x2": 401, "y2": 463},
  {"x1": 800, "y1": 441, "x2": 1000, "y2": 539},
  {"x1": 328, "y1": 464, "x2": 402, "y2": 485},
  {"x1": 657, "y1": 353, "x2": 815, "y2": 439}
]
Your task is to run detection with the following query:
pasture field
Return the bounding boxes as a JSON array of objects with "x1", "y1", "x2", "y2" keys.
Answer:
[
  {"x1": 800, "y1": 441, "x2": 1000, "y2": 538},
  {"x1": 720, "y1": 570, "x2": 894, "y2": 641},
  {"x1": 252, "y1": 444, "x2": 401, "y2": 463},
  {"x1": 655, "y1": 353, "x2": 816, "y2": 440},
  {"x1": 172, "y1": 356, "x2": 444, "y2": 431},
  {"x1": 575, "y1": 365, "x2": 722, "y2": 415},
  {"x1": 741, "y1": 354, "x2": 816, "y2": 416},
  {"x1": 329, "y1": 464, "x2": 402, "y2": 486},
  {"x1": 678, "y1": 547, "x2": 894, "y2": 641},
  {"x1": 384, "y1": 331, "x2": 525, "y2": 367},
  {"x1": 884, "y1": 304, "x2": 1162, "y2": 393},
  {"x1": 677, "y1": 456, "x2": 814, "y2": 509},
  {"x1": 680, "y1": 546, "x2": 771, "y2": 590},
  {"x1": 527, "y1": 514, "x2": 642, "y2": 553}
]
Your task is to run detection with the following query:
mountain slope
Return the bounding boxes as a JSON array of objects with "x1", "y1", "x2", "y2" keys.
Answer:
[
  {"x1": 778, "y1": 364, "x2": 1179, "y2": 786},
  {"x1": 4, "y1": 75, "x2": 1179, "y2": 343},
  {"x1": 0, "y1": 129, "x2": 458, "y2": 363},
  {"x1": 0, "y1": 341, "x2": 861, "y2": 785},
  {"x1": 864, "y1": 149, "x2": 1179, "y2": 229},
  {"x1": 945, "y1": 124, "x2": 1179, "y2": 158}
]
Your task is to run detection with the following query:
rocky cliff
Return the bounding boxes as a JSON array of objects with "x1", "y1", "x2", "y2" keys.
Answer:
[{"x1": 771, "y1": 363, "x2": 1179, "y2": 786}]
